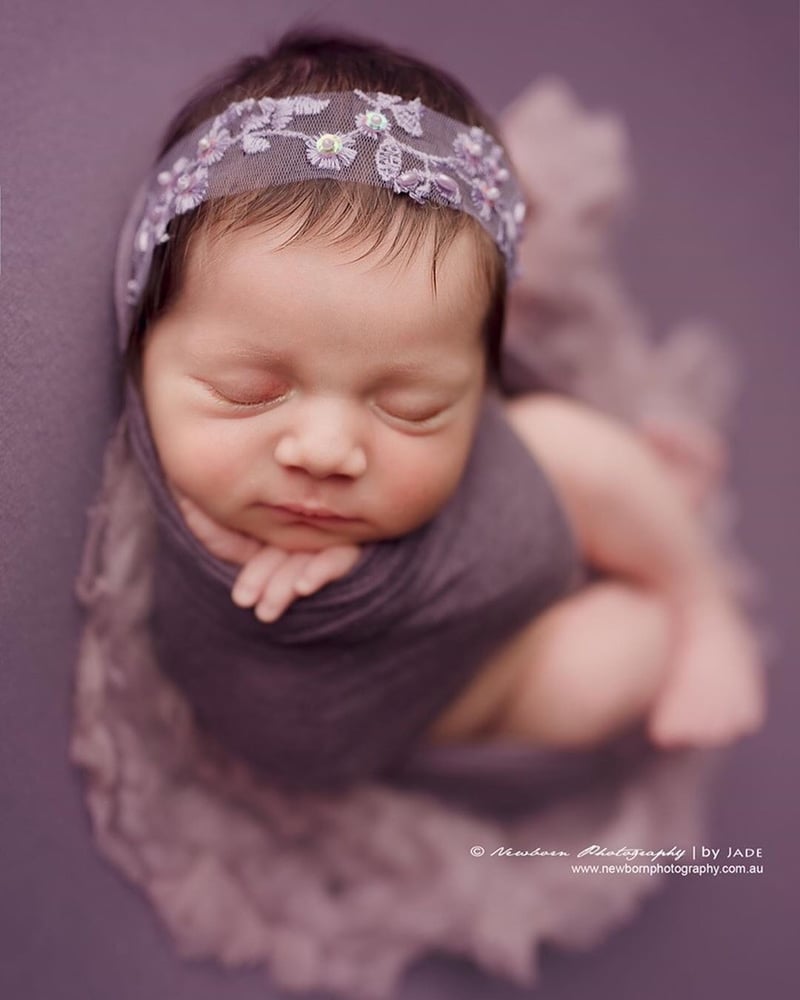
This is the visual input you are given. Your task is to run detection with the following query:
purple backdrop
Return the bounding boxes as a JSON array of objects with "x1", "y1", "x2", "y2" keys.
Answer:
[{"x1": 1, "y1": 0, "x2": 796, "y2": 997}]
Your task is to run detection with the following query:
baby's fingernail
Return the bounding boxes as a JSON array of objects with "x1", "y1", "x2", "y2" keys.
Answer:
[
  {"x1": 295, "y1": 578, "x2": 313, "y2": 594},
  {"x1": 255, "y1": 602, "x2": 278, "y2": 622}
]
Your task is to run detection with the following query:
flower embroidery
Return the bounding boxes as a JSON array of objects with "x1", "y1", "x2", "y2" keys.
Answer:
[
  {"x1": 195, "y1": 121, "x2": 233, "y2": 166},
  {"x1": 305, "y1": 132, "x2": 358, "y2": 170},
  {"x1": 239, "y1": 97, "x2": 333, "y2": 153},
  {"x1": 155, "y1": 156, "x2": 208, "y2": 214},
  {"x1": 472, "y1": 179, "x2": 502, "y2": 219},
  {"x1": 453, "y1": 127, "x2": 488, "y2": 177},
  {"x1": 356, "y1": 108, "x2": 391, "y2": 138},
  {"x1": 240, "y1": 115, "x2": 275, "y2": 154},
  {"x1": 133, "y1": 157, "x2": 207, "y2": 258},
  {"x1": 354, "y1": 89, "x2": 423, "y2": 136},
  {"x1": 219, "y1": 98, "x2": 258, "y2": 126}
]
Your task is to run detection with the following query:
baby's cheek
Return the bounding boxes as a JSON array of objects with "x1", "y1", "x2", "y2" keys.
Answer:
[
  {"x1": 161, "y1": 424, "x2": 246, "y2": 515},
  {"x1": 378, "y1": 445, "x2": 464, "y2": 530}
]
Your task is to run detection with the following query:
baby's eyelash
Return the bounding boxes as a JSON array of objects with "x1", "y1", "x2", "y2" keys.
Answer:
[
  {"x1": 227, "y1": 397, "x2": 277, "y2": 412},
  {"x1": 382, "y1": 406, "x2": 445, "y2": 425},
  {"x1": 206, "y1": 385, "x2": 281, "y2": 411},
  {"x1": 205, "y1": 383, "x2": 447, "y2": 424}
]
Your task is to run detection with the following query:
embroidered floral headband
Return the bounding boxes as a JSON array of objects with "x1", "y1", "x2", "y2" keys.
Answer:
[{"x1": 115, "y1": 88, "x2": 528, "y2": 343}]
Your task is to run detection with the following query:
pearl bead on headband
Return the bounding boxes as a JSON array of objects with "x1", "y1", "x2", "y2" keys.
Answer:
[{"x1": 115, "y1": 88, "x2": 528, "y2": 344}]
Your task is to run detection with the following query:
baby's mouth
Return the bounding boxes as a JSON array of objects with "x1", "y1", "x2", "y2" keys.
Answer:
[{"x1": 265, "y1": 503, "x2": 359, "y2": 523}]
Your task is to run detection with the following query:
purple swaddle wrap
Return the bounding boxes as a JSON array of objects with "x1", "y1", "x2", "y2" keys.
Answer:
[{"x1": 124, "y1": 370, "x2": 585, "y2": 791}]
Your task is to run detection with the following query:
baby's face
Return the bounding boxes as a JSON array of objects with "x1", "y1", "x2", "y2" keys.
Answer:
[{"x1": 140, "y1": 219, "x2": 489, "y2": 550}]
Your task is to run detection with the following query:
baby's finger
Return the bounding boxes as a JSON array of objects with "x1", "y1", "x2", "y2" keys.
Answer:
[
  {"x1": 295, "y1": 544, "x2": 361, "y2": 595},
  {"x1": 231, "y1": 547, "x2": 294, "y2": 607},
  {"x1": 254, "y1": 552, "x2": 316, "y2": 622}
]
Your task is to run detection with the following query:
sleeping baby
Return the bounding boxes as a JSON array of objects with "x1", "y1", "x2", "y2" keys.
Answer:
[{"x1": 121, "y1": 44, "x2": 765, "y2": 778}]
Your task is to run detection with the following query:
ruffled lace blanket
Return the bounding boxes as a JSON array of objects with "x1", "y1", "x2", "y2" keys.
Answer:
[{"x1": 70, "y1": 78, "x2": 770, "y2": 998}]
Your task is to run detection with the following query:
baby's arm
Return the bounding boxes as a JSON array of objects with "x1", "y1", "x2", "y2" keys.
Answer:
[
  {"x1": 504, "y1": 392, "x2": 766, "y2": 747},
  {"x1": 173, "y1": 491, "x2": 361, "y2": 622}
]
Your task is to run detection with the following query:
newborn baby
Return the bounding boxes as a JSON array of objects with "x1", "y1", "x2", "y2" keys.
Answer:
[{"x1": 135, "y1": 215, "x2": 765, "y2": 755}]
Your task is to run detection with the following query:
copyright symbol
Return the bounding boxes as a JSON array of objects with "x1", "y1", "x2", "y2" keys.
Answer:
[{"x1": 470, "y1": 845, "x2": 485, "y2": 857}]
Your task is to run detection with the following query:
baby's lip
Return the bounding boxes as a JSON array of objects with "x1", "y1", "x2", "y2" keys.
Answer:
[{"x1": 269, "y1": 502, "x2": 357, "y2": 522}]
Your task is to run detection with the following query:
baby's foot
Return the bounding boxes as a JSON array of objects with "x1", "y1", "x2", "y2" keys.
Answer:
[
  {"x1": 647, "y1": 597, "x2": 767, "y2": 748},
  {"x1": 639, "y1": 415, "x2": 727, "y2": 512}
]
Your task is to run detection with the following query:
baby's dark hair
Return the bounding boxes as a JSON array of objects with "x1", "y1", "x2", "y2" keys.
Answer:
[{"x1": 124, "y1": 24, "x2": 516, "y2": 390}]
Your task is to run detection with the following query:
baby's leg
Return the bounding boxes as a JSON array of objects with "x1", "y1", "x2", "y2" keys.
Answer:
[{"x1": 424, "y1": 580, "x2": 672, "y2": 749}]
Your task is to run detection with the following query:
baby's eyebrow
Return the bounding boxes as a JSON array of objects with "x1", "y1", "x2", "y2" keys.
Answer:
[
  {"x1": 186, "y1": 342, "x2": 472, "y2": 387},
  {"x1": 185, "y1": 342, "x2": 282, "y2": 364}
]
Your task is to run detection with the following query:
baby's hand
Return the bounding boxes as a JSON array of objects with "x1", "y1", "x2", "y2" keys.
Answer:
[
  {"x1": 647, "y1": 597, "x2": 767, "y2": 748},
  {"x1": 230, "y1": 544, "x2": 362, "y2": 622},
  {"x1": 171, "y1": 488, "x2": 361, "y2": 623}
]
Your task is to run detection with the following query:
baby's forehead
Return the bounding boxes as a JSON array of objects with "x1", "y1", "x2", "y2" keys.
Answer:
[{"x1": 185, "y1": 217, "x2": 489, "y2": 320}]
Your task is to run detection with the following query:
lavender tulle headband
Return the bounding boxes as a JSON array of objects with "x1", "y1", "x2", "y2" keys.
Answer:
[{"x1": 117, "y1": 88, "x2": 528, "y2": 342}]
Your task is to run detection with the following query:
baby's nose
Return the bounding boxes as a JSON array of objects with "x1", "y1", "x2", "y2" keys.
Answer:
[{"x1": 273, "y1": 399, "x2": 367, "y2": 479}]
